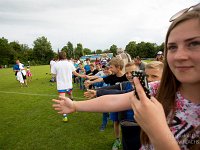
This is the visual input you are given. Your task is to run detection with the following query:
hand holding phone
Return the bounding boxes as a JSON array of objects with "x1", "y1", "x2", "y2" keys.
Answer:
[{"x1": 132, "y1": 71, "x2": 151, "y2": 99}]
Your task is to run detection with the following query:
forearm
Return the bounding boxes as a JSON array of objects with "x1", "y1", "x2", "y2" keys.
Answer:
[
  {"x1": 88, "y1": 75, "x2": 99, "y2": 80},
  {"x1": 74, "y1": 92, "x2": 132, "y2": 112},
  {"x1": 90, "y1": 78, "x2": 103, "y2": 84},
  {"x1": 73, "y1": 71, "x2": 85, "y2": 78}
]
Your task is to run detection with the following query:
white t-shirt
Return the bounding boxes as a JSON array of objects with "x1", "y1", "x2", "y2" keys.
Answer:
[
  {"x1": 19, "y1": 63, "x2": 26, "y2": 76},
  {"x1": 95, "y1": 70, "x2": 105, "y2": 77},
  {"x1": 51, "y1": 60, "x2": 76, "y2": 90},
  {"x1": 50, "y1": 60, "x2": 56, "y2": 73}
]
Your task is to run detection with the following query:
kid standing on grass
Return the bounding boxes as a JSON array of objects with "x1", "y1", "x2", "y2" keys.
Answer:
[
  {"x1": 78, "y1": 63, "x2": 86, "y2": 90},
  {"x1": 52, "y1": 51, "x2": 86, "y2": 122},
  {"x1": 26, "y1": 66, "x2": 32, "y2": 82}
]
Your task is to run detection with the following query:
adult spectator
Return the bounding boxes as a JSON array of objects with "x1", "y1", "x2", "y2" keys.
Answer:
[
  {"x1": 116, "y1": 48, "x2": 132, "y2": 73},
  {"x1": 134, "y1": 56, "x2": 146, "y2": 71},
  {"x1": 156, "y1": 51, "x2": 164, "y2": 62},
  {"x1": 13, "y1": 60, "x2": 20, "y2": 77}
]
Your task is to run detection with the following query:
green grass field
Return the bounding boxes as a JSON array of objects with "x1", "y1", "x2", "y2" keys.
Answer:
[{"x1": 0, "y1": 66, "x2": 117, "y2": 150}]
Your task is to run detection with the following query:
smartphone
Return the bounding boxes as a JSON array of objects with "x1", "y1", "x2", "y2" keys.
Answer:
[{"x1": 132, "y1": 71, "x2": 151, "y2": 99}]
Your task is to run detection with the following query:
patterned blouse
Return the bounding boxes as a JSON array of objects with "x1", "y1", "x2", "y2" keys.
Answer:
[{"x1": 140, "y1": 81, "x2": 200, "y2": 150}]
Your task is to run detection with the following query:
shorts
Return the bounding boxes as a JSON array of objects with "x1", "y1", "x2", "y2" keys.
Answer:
[
  {"x1": 110, "y1": 112, "x2": 119, "y2": 122},
  {"x1": 22, "y1": 73, "x2": 26, "y2": 80},
  {"x1": 58, "y1": 89, "x2": 73, "y2": 95},
  {"x1": 126, "y1": 110, "x2": 134, "y2": 121}
]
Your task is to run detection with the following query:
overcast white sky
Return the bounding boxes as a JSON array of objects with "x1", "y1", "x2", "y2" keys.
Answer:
[{"x1": 0, "y1": 0, "x2": 199, "y2": 51}]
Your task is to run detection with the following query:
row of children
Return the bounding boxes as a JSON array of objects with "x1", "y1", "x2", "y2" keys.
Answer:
[{"x1": 83, "y1": 58, "x2": 163, "y2": 150}]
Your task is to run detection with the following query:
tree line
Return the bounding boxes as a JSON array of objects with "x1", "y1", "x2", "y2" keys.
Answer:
[{"x1": 0, "y1": 36, "x2": 164, "y2": 66}]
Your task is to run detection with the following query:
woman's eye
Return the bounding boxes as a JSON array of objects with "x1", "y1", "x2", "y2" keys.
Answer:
[
  {"x1": 167, "y1": 45, "x2": 177, "y2": 51},
  {"x1": 188, "y1": 41, "x2": 200, "y2": 48}
]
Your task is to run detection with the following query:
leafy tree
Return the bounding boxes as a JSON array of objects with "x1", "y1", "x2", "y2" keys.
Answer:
[
  {"x1": 125, "y1": 41, "x2": 137, "y2": 58},
  {"x1": 109, "y1": 44, "x2": 117, "y2": 56},
  {"x1": 83, "y1": 48, "x2": 92, "y2": 55},
  {"x1": 67, "y1": 41, "x2": 74, "y2": 58},
  {"x1": 0, "y1": 37, "x2": 15, "y2": 65},
  {"x1": 61, "y1": 42, "x2": 74, "y2": 59},
  {"x1": 96, "y1": 49, "x2": 102, "y2": 54},
  {"x1": 74, "y1": 43, "x2": 83, "y2": 59},
  {"x1": 10, "y1": 41, "x2": 26, "y2": 62},
  {"x1": 20, "y1": 44, "x2": 33, "y2": 64},
  {"x1": 136, "y1": 42, "x2": 157, "y2": 58},
  {"x1": 103, "y1": 49, "x2": 110, "y2": 53},
  {"x1": 10, "y1": 41, "x2": 21, "y2": 53},
  {"x1": 32, "y1": 36, "x2": 54, "y2": 64}
]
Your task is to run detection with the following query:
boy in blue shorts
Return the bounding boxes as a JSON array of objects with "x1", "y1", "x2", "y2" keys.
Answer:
[
  {"x1": 52, "y1": 52, "x2": 85, "y2": 122},
  {"x1": 85, "y1": 57, "x2": 127, "y2": 150}
]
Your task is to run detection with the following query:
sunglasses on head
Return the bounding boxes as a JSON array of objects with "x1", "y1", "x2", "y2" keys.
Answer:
[{"x1": 169, "y1": 3, "x2": 200, "y2": 22}]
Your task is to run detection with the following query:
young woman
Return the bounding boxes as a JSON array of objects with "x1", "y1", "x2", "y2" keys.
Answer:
[{"x1": 52, "y1": 4, "x2": 200, "y2": 150}]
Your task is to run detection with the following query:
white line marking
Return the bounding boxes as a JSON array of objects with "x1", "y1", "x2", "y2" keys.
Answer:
[{"x1": 0, "y1": 91, "x2": 86, "y2": 99}]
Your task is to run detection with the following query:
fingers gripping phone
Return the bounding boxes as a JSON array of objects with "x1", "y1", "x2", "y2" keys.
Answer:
[{"x1": 132, "y1": 71, "x2": 151, "y2": 99}]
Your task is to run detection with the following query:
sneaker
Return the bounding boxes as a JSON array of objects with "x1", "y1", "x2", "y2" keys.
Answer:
[
  {"x1": 63, "y1": 116, "x2": 68, "y2": 122},
  {"x1": 112, "y1": 139, "x2": 121, "y2": 150},
  {"x1": 99, "y1": 125, "x2": 106, "y2": 131}
]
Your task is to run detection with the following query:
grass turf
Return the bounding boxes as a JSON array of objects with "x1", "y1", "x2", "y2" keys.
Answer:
[{"x1": 0, "y1": 65, "x2": 118, "y2": 150}]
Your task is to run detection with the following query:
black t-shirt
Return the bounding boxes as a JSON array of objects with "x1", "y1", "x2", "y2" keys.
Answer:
[
  {"x1": 86, "y1": 69, "x2": 99, "y2": 75},
  {"x1": 103, "y1": 74, "x2": 128, "y2": 85}
]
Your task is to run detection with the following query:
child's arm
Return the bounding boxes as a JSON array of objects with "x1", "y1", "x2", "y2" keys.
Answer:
[
  {"x1": 73, "y1": 70, "x2": 86, "y2": 78},
  {"x1": 52, "y1": 91, "x2": 132, "y2": 114},
  {"x1": 88, "y1": 77, "x2": 104, "y2": 85}
]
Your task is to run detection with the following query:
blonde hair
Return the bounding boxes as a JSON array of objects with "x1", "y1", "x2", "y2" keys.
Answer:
[
  {"x1": 109, "y1": 57, "x2": 124, "y2": 70},
  {"x1": 125, "y1": 61, "x2": 138, "y2": 68},
  {"x1": 145, "y1": 61, "x2": 164, "y2": 70}
]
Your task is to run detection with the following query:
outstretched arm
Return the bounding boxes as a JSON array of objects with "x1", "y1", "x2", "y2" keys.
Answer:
[
  {"x1": 73, "y1": 71, "x2": 86, "y2": 78},
  {"x1": 52, "y1": 92, "x2": 132, "y2": 114}
]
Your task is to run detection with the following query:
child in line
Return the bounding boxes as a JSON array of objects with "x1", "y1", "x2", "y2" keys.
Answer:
[{"x1": 26, "y1": 66, "x2": 32, "y2": 82}]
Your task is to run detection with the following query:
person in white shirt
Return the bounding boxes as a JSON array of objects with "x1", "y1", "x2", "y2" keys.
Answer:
[
  {"x1": 51, "y1": 51, "x2": 86, "y2": 122},
  {"x1": 50, "y1": 58, "x2": 56, "y2": 82},
  {"x1": 17, "y1": 60, "x2": 28, "y2": 87}
]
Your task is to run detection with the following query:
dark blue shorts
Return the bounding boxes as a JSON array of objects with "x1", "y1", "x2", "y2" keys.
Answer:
[{"x1": 110, "y1": 112, "x2": 119, "y2": 121}]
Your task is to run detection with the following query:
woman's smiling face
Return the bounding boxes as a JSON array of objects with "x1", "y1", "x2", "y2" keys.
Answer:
[{"x1": 167, "y1": 19, "x2": 200, "y2": 84}]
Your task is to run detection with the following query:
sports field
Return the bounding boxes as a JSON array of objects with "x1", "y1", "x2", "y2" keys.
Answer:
[{"x1": 0, "y1": 65, "x2": 117, "y2": 150}]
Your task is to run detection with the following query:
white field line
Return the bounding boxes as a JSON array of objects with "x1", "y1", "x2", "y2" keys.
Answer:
[{"x1": 0, "y1": 91, "x2": 86, "y2": 99}]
